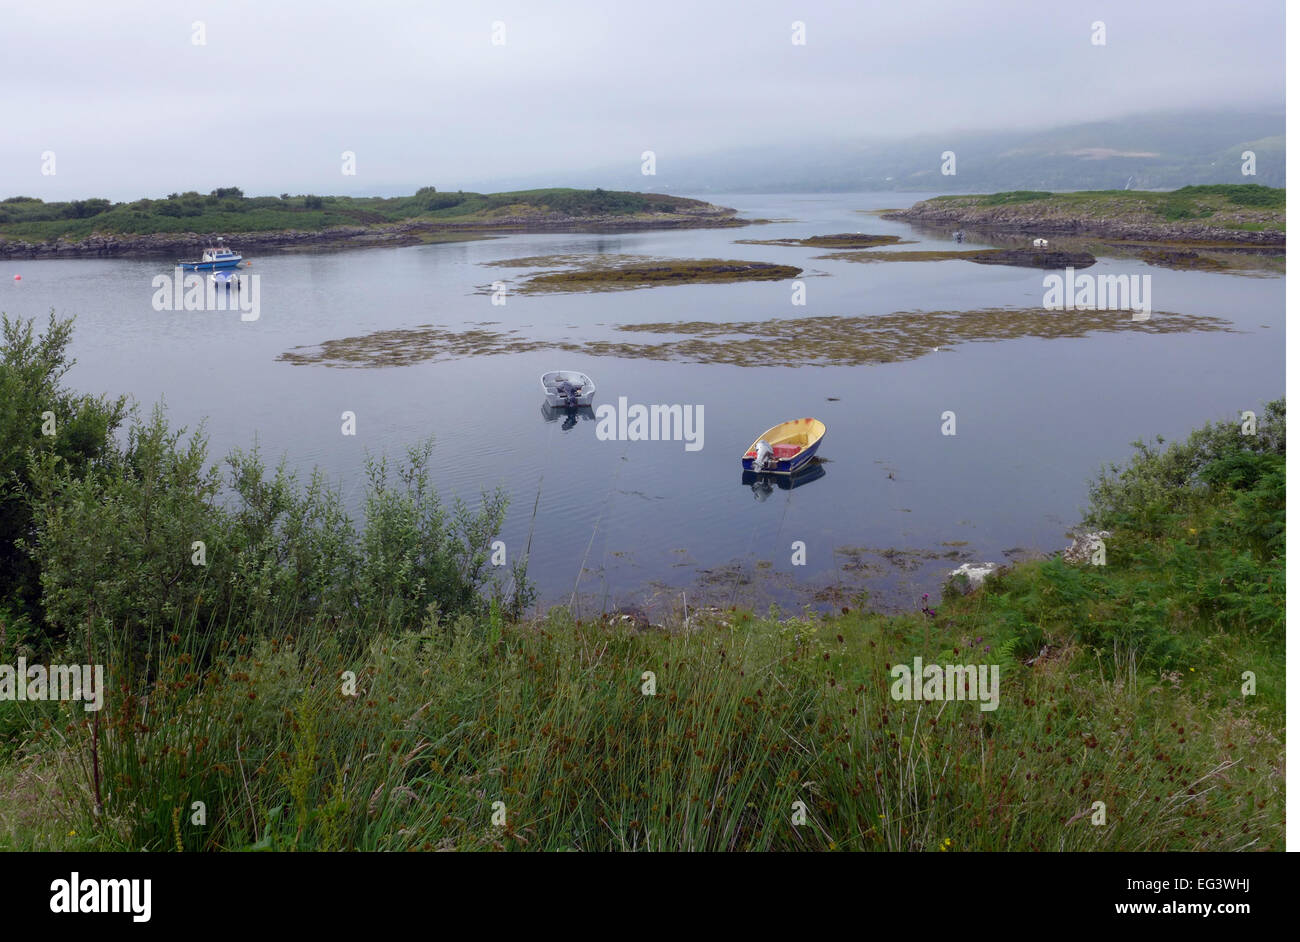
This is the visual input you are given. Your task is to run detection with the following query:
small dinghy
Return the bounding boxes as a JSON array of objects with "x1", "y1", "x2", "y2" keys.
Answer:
[
  {"x1": 541, "y1": 370, "x2": 595, "y2": 408},
  {"x1": 741, "y1": 418, "x2": 825, "y2": 474}
]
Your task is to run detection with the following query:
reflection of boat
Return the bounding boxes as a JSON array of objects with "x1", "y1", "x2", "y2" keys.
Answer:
[
  {"x1": 741, "y1": 418, "x2": 826, "y2": 474},
  {"x1": 743, "y1": 462, "x2": 826, "y2": 499},
  {"x1": 209, "y1": 271, "x2": 241, "y2": 289},
  {"x1": 180, "y1": 239, "x2": 243, "y2": 271},
  {"x1": 539, "y1": 402, "x2": 595, "y2": 430},
  {"x1": 541, "y1": 370, "x2": 595, "y2": 407},
  {"x1": 741, "y1": 462, "x2": 826, "y2": 491}
]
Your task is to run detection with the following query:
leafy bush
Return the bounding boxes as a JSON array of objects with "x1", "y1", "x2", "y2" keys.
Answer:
[
  {"x1": 0, "y1": 314, "x2": 128, "y2": 628},
  {"x1": 2, "y1": 314, "x2": 524, "y2": 662},
  {"x1": 1084, "y1": 400, "x2": 1283, "y2": 529}
]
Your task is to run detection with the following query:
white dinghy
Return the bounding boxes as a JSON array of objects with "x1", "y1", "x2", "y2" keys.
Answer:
[{"x1": 541, "y1": 370, "x2": 596, "y2": 408}]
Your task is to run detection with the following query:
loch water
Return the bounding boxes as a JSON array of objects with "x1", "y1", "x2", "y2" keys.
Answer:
[{"x1": 4, "y1": 193, "x2": 1284, "y2": 616}]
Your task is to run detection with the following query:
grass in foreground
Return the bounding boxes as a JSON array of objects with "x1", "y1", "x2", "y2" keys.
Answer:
[{"x1": 0, "y1": 403, "x2": 1283, "y2": 851}]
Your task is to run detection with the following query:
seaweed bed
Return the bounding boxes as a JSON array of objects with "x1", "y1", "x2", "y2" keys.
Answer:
[
  {"x1": 735, "y1": 233, "x2": 914, "y2": 248},
  {"x1": 280, "y1": 307, "x2": 1234, "y2": 369},
  {"x1": 480, "y1": 253, "x2": 800, "y2": 293},
  {"x1": 1136, "y1": 248, "x2": 1229, "y2": 271},
  {"x1": 818, "y1": 248, "x2": 1097, "y2": 268}
]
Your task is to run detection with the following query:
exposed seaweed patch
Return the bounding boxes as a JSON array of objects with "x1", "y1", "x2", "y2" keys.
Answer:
[
  {"x1": 817, "y1": 249, "x2": 990, "y2": 262},
  {"x1": 481, "y1": 252, "x2": 658, "y2": 269},
  {"x1": 595, "y1": 308, "x2": 1232, "y2": 367},
  {"x1": 480, "y1": 253, "x2": 801, "y2": 294},
  {"x1": 1136, "y1": 248, "x2": 1228, "y2": 271},
  {"x1": 524, "y1": 259, "x2": 801, "y2": 293},
  {"x1": 818, "y1": 247, "x2": 1098, "y2": 268},
  {"x1": 280, "y1": 307, "x2": 1235, "y2": 368},
  {"x1": 735, "y1": 233, "x2": 915, "y2": 248},
  {"x1": 278, "y1": 324, "x2": 551, "y2": 368}
]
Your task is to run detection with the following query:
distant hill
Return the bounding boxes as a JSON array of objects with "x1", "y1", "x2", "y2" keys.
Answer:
[{"x1": 463, "y1": 110, "x2": 1285, "y2": 194}]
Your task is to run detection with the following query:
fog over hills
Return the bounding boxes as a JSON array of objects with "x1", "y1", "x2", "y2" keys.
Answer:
[{"x1": 453, "y1": 109, "x2": 1284, "y2": 195}]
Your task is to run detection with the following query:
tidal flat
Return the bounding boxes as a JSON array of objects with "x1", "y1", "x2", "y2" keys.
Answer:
[{"x1": 280, "y1": 306, "x2": 1234, "y2": 369}]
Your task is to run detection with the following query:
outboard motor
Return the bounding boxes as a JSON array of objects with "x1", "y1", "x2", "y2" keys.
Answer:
[
  {"x1": 556, "y1": 380, "x2": 581, "y2": 408},
  {"x1": 754, "y1": 439, "x2": 774, "y2": 471}
]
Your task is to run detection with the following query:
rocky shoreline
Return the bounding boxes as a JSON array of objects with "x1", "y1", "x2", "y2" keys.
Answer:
[
  {"x1": 882, "y1": 202, "x2": 1285, "y2": 246},
  {"x1": 0, "y1": 205, "x2": 746, "y2": 260}
]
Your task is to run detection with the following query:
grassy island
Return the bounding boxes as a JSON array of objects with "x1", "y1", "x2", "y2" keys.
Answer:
[{"x1": 0, "y1": 187, "x2": 743, "y2": 258}]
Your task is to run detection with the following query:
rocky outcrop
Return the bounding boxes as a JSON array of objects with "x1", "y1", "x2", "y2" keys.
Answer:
[{"x1": 1062, "y1": 530, "x2": 1110, "y2": 565}]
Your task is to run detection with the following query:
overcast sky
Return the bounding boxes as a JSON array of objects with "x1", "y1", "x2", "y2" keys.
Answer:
[{"x1": 1, "y1": 0, "x2": 1284, "y2": 200}]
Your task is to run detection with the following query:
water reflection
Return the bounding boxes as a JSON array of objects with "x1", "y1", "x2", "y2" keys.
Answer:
[
  {"x1": 742, "y1": 462, "x2": 827, "y2": 501},
  {"x1": 539, "y1": 402, "x2": 596, "y2": 431}
]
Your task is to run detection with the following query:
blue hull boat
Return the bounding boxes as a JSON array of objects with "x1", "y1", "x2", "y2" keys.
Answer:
[
  {"x1": 180, "y1": 241, "x2": 242, "y2": 271},
  {"x1": 741, "y1": 418, "x2": 826, "y2": 474},
  {"x1": 182, "y1": 258, "x2": 242, "y2": 271}
]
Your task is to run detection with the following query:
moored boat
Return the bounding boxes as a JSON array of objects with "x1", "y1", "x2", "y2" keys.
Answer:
[
  {"x1": 180, "y1": 239, "x2": 243, "y2": 271},
  {"x1": 541, "y1": 370, "x2": 596, "y2": 407},
  {"x1": 741, "y1": 418, "x2": 825, "y2": 474}
]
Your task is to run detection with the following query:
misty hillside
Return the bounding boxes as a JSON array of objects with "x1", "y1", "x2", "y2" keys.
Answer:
[{"x1": 462, "y1": 110, "x2": 1284, "y2": 194}]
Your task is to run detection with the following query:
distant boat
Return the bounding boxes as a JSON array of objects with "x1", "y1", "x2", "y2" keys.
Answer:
[
  {"x1": 180, "y1": 240, "x2": 242, "y2": 271},
  {"x1": 741, "y1": 418, "x2": 826, "y2": 474},
  {"x1": 541, "y1": 370, "x2": 595, "y2": 407}
]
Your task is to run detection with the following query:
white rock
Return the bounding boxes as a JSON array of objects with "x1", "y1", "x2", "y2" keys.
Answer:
[
  {"x1": 1063, "y1": 530, "x2": 1111, "y2": 565},
  {"x1": 947, "y1": 562, "x2": 1000, "y2": 594}
]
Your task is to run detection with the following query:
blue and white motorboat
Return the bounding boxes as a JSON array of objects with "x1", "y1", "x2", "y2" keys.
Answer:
[{"x1": 180, "y1": 239, "x2": 243, "y2": 271}]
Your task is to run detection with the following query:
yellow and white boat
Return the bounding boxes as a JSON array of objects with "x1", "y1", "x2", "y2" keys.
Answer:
[{"x1": 741, "y1": 418, "x2": 826, "y2": 474}]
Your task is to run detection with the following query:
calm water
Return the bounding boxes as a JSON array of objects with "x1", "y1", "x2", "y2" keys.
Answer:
[{"x1": 2, "y1": 193, "x2": 1285, "y2": 616}]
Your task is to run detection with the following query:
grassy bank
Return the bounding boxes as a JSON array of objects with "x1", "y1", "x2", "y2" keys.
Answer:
[{"x1": 0, "y1": 315, "x2": 1285, "y2": 851}]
